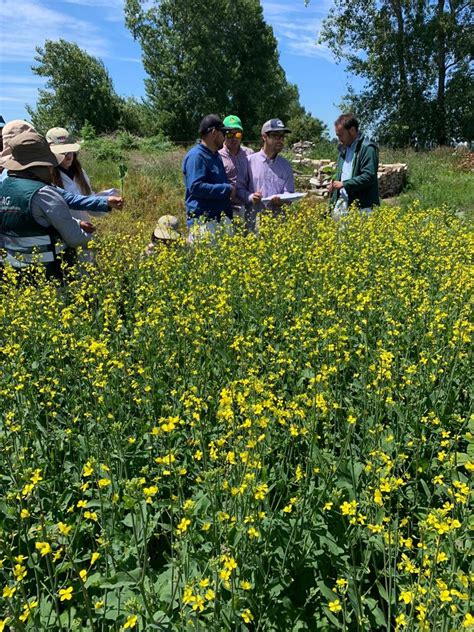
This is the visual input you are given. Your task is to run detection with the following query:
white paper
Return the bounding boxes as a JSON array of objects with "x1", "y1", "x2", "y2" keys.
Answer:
[
  {"x1": 97, "y1": 188, "x2": 120, "y2": 197},
  {"x1": 261, "y1": 192, "x2": 307, "y2": 203}
]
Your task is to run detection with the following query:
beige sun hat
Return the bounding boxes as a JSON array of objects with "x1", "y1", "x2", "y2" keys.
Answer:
[
  {"x1": 4, "y1": 131, "x2": 59, "y2": 171},
  {"x1": 0, "y1": 119, "x2": 36, "y2": 166},
  {"x1": 153, "y1": 215, "x2": 181, "y2": 241},
  {"x1": 46, "y1": 127, "x2": 81, "y2": 154}
]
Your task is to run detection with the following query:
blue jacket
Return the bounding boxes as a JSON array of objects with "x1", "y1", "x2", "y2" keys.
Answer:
[
  {"x1": 61, "y1": 189, "x2": 110, "y2": 213},
  {"x1": 182, "y1": 143, "x2": 232, "y2": 220},
  {"x1": 0, "y1": 170, "x2": 109, "y2": 213}
]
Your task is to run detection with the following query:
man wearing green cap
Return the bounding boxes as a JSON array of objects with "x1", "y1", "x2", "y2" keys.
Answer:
[{"x1": 219, "y1": 115, "x2": 260, "y2": 229}]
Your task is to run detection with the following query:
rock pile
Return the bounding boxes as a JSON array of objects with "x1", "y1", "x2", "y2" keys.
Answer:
[
  {"x1": 291, "y1": 141, "x2": 408, "y2": 198},
  {"x1": 304, "y1": 160, "x2": 408, "y2": 199},
  {"x1": 292, "y1": 141, "x2": 314, "y2": 155}
]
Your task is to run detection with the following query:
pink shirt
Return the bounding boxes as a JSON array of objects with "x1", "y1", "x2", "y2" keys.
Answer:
[{"x1": 218, "y1": 144, "x2": 254, "y2": 205}]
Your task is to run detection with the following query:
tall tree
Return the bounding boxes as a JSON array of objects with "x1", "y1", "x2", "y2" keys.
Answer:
[
  {"x1": 319, "y1": 0, "x2": 473, "y2": 146},
  {"x1": 125, "y1": 0, "x2": 311, "y2": 140},
  {"x1": 27, "y1": 39, "x2": 122, "y2": 134}
]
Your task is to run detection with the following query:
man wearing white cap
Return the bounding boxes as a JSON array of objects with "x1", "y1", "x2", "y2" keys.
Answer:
[
  {"x1": 247, "y1": 118, "x2": 294, "y2": 215},
  {"x1": 0, "y1": 131, "x2": 93, "y2": 279}
]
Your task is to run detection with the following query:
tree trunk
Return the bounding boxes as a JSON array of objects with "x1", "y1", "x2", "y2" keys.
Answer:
[{"x1": 436, "y1": 0, "x2": 447, "y2": 145}]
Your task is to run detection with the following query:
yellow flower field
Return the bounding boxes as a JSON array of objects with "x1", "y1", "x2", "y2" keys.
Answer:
[{"x1": 0, "y1": 202, "x2": 472, "y2": 631}]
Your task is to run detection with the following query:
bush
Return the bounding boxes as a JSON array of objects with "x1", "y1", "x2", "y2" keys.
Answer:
[
  {"x1": 83, "y1": 136, "x2": 125, "y2": 162},
  {"x1": 139, "y1": 134, "x2": 175, "y2": 153}
]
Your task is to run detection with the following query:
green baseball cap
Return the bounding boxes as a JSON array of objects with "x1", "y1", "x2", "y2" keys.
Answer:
[{"x1": 223, "y1": 115, "x2": 243, "y2": 131}]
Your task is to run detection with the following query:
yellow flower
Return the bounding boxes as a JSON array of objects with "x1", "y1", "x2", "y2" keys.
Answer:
[
  {"x1": 328, "y1": 599, "x2": 342, "y2": 613},
  {"x1": 192, "y1": 595, "x2": 205, "y2": 612},
  {"x1": 335, "y1": 578, "x2": 348, "y2": 592},
  {"x1": 143, "y1": 485, "x2": 158, "y2": 501},
  {"x1": 205, "y1": 589, "x2": 215, "y2": 601},
  {"x1": 91, "y1": 551, "x2": 100, "y2": 565},
  {"x1": 347, "y1": 414, "x2": 357, "y2": 425},
  {"x1": 20, "y1": 508, "x2": 30, "y2": 519},
  {"x1": 176, "y1": 517, "x2": 191, "y2": 534},
  {"x1": 58, "y1": 586, "x2": 73, "y2": 601},
  {"x1": 123, "y1": 614, "x2": 138, "y2": 629},
  {"x1": 241, "y1": 609, "x2": 254, "y2": 623},
  {"x1": 13, "y1": 564, "x2": 27, "y2": 581},
  {"x1": 3, "y1": 585, "x2": 16, "y2": 599},
  {"x1": 439, "y1": 590, "x2": 452, "y2": 602},
  {"x1": 463, "y1": 613, "x2": 474, "y2": 628},
  {"x1": 254, "y1": 483, "x2": 269, "y2": 501},
  {"x1": 35, "y1": 541, "x2": 52, "y2": 556},
  {"x1": 94, "y1": 600, "x2": 104, "y2": 610},
  {"x1": 182, "y1": 586, "x2": 195, "y2": 604},
  {"x1": 58, "y1": 522, "x2": 72, "y2": 536},
  {"x1": 79, "y1": 569, "x2": 88, "y2": 582},
  {"x1": 77, "y1": 500, "x2": 87, "y2": 508},
  {"x1": 240, "y1": 580, "x2": 252, "y2": 590},
  {"x1": 340, "y1": 500, "x2": 358, "y2": 516},
  {"x1": 395, "y1": 613, "x2": 407, "y2": 628},
  {"x1": 399, "y1": 590, "x2": 414, "y2": 605},
  {"x1": 98, "y1": 478, "x2": 111, "y2": 489},
  {"x1": 82, "y1": 461, "x2": 94, "y2": 477},
  {"x1": 248, "y1": 527, "x2": 260, "y2": 539}
]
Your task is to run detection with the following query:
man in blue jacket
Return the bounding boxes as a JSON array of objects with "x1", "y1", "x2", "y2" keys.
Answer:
[{"x1": 182, "y1": 114, "x2": 235, "y2": 241}]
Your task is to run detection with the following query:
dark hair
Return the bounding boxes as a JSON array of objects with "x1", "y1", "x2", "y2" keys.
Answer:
[
  {"x1": 52, "y1": 153, "x2": 92, "y2": 195},
  {"x1": 335, "y1": 113, "x2": 359, "y2": 132}
]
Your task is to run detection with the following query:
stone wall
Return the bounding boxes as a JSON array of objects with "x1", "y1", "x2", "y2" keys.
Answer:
[{"x1": 293, "y1": 157, "x2": 408, "y2": 199}]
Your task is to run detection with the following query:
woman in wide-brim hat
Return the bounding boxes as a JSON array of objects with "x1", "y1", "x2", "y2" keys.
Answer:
[{"x1": 0, "y1": 130, "x2": 93, "y2": 279}]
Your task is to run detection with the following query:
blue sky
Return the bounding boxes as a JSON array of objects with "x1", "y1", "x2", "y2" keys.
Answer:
[{"x1": 0, "y1": 0, "x2": 361, "y2": 134}]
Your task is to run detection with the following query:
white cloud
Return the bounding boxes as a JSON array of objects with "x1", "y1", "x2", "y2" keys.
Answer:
[
  {"x1": 1, "y1": 76, "x2": 45, "y2": 85},
  {"x1": 0, "y1": 0, "x2": 110, "y2": 63},
  {"x1": 261, "y1": 0, "x2": 335, "y2": 61},
  {"x1": 62, "y1": 0, "x2": 123, "y2": 6}
]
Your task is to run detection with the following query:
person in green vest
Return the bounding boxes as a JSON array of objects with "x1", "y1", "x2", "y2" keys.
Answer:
[
  {"x1": 0, "y1": 131, "x2": 94, "y2": 280},
  {"x1": 328, "y1": 113, "x2": 380, "y2": 217}
]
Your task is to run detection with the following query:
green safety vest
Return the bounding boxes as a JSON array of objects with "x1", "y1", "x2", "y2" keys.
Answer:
[{"x1": 0, "y1": 176, "x2": 61, "y2": 274}]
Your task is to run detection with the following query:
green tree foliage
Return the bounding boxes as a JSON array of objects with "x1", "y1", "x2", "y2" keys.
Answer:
[
  {"x1": 319, "y1": 0, "x2": 473, "y2": 146},
  {"x1": 286, "y1": 112, "x2": 329, "y2": 144},
  {"x1": 27, "y1": 39, "x2": 122, "y2": 134},
  {"x1": 125, "y1": 0, "x2": 315, "y2": 140}
]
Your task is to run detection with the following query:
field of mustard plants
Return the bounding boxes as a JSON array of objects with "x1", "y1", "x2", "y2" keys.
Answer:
[{"x1": 0, "y1": 200, "x2": 472, "y2": 631}]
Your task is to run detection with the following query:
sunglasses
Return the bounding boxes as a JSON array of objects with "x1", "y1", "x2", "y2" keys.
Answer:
[
  {"x1": 267, "y1": 132, "x2": 285, "y2": 140},
  {"x1": 225, "y1": 131, "x2": 242, "y2": 139}
]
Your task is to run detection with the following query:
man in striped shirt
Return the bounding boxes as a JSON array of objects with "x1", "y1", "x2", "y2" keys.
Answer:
[
  {"x1": 247, "y1": 119, "x2": 294, "y2": 218},
  {"x1": 218, "y1": 115, "x2": 260, "y2": 230}
]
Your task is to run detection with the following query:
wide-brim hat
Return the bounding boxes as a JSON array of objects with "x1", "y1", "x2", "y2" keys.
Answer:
[
  {"x1": 153, "y1": 215, "x2": 181, "y2": 241},
  {"x1": 46, "y1": 127, "x2": 81, "y2": 154},
  {"x1": 1, "y1": 120, "x2": 37, "y2": 167},
  {"x1": 4, "y1": 131, "x2": 59, "y2": 171}
]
